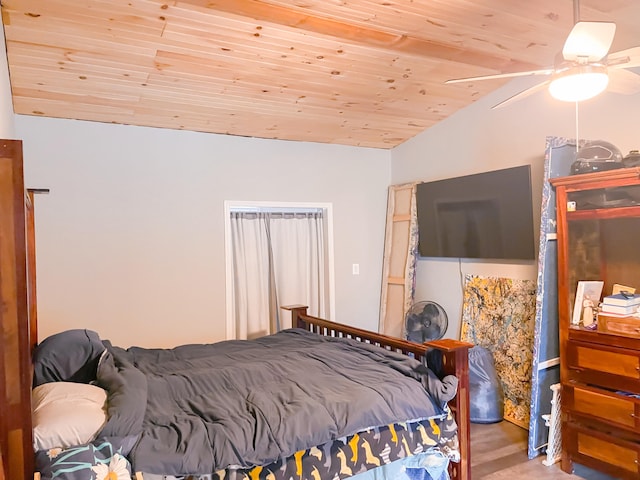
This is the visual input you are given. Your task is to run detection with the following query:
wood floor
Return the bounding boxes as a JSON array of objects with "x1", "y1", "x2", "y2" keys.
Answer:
[{"x1": 470, "y1": 421, "x2": 614, "y2": 479}]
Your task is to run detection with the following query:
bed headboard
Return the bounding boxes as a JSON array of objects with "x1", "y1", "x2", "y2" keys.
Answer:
[{"x1": 0, "y1": 141, "x2": 40, "y2": 480}]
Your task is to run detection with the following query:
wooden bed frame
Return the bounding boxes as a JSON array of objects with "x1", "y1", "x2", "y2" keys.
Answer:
[
  {"x1": 0, "y1": 143, "x2": 471, "y2": 480},
  {"x1": 284, "y1": 305, "x2": 472, "y2": 480}
]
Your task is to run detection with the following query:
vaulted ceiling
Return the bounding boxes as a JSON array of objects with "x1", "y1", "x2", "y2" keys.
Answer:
[{"x1": 2, "y1": 0, "x2": 639, "y2": 148}]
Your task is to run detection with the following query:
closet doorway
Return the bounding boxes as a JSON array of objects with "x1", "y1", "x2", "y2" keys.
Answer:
[{"x1": 224, "y1": 201, "x2": 335, "y2": 340}]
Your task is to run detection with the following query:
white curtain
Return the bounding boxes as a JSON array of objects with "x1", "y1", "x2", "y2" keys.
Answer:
[
  {"x1": 230, "y1": 212, "x2": 275, "y2": 340},
  {"x1": 270, "y1": 212, "x2": 328, "y2": 328},
  {"x1": 230, "y1": 210, "x2": 328, "y2": 339}
]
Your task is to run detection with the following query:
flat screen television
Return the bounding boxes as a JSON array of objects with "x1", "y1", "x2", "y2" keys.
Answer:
[{"x1": 416, "y1": 165, "x2": 535, "y2": 260}]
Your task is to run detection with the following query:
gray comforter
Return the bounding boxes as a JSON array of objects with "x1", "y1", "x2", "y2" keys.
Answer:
[{"x1": 95, "y1": 328, "x2": 458, "y2": 476}]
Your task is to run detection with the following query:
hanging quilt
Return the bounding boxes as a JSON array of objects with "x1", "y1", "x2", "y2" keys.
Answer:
[{"x1": 461, "y1": 274, "x2": 537, "y2": 428}]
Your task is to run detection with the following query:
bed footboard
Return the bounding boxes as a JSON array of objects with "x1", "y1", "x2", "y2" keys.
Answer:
[{"x1": 283, "y1": 305, "x2": 472, "y2": 480}]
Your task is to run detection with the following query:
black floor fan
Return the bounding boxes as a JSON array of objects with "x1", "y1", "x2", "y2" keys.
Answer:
[{"x1": 404, "y1": 301, "x2": 448, "y2": 343}]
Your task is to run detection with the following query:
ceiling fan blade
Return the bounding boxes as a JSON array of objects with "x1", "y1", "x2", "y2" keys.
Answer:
[
  {"x1": 607, "y1": 68, "x2": 640, "y2": 95},
  {"x1": 608, "y1": 46, "x2": 640, "y2": 69},
  {"x1": 445, "y1": 68, "x2": 554, "y2": 84},
  {"x1": 563, "y1": 21, "x2": 616, "y2": 62},
  {"x1": 491, "y1": 80, "x2": 550, "y2": 109}
]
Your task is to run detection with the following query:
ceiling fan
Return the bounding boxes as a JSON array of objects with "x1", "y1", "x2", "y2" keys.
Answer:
[{"x1": 445, "y1": 0, "x2": 640, "y2": 109}]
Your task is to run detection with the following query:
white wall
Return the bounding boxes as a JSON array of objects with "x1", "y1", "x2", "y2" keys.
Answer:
[
  {"x1": 17, "y1": 116, "x2": 390, "y2": 347},
  {"x1": 14, "y1": 69, "x2": 640, "y2": 348},
  {"x1": 392, "y1": 76, "x2": 640, "y2": 339}
]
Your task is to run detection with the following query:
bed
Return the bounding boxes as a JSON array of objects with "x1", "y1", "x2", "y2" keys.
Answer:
[
  {"x1": 23, "y1": 306, "x2": 472, "y2": 480},
  {"x1": 1, "y1": 145, "x2": 471, "y2": 480}
]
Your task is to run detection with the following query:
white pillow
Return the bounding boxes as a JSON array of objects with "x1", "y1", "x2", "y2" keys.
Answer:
[{"x1": 32, "y1": 382, "x2": 107, "y2": 451}]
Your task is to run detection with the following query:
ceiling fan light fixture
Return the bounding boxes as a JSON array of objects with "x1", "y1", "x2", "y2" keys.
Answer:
[{"x1": 548, "y1": 65, "x2": 609, "y2": 102}]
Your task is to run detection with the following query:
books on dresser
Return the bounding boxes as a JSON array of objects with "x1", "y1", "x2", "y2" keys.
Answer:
[
  {"x1": 602, "y1": 292, "x2": 640, "y2": 307},
  {"x1": 600, "y1": 292, "x2": 640, "y2": 316},
  {"x1": 600, "y1": 303, "x2": 640, "y2": 315}
]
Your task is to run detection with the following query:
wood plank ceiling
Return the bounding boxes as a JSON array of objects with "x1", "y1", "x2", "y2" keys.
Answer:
[{"x1": 2, "y1": 0, "x2": 639, "y2": 149}]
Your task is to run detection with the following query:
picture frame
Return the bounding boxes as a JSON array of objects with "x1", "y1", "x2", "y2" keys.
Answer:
[
  {"x1": 572, "y1": 280, "x2": 604, "y2": 325},
  {"x1": 612, "y1": 283, "x2": 636, "y2": 295}
]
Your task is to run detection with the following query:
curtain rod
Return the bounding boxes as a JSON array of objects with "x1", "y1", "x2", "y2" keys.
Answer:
[{"x1": 230, "y1": 206, "x2": 324, "y2": 214}]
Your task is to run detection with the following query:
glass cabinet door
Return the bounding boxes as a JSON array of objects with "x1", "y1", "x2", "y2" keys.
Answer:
[{"x1": 563, "y1": 182, "x2": 640, "y2": 335}]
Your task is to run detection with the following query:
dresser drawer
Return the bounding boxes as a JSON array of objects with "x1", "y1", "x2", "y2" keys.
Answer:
[
  {"x1": 564, "y1": 384, "x2": 640, "y2": 430},
  {"x1": 565, "y1": 423, "x2": 640, "y2": 478},
  {"x1": 567, "y1": 341, "x2": 640, "y2": 390},
  {"x1": 599, "y1": 315, "x2": 640, "y2": 338}
]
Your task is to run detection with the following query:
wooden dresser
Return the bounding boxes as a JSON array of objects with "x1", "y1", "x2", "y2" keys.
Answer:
[
  {"x1": 0, "y1": 140, "x2": 39, "y2": 480},
  {"x1": 552, "y1": 167, "x2": 640, "y2": 478}
]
